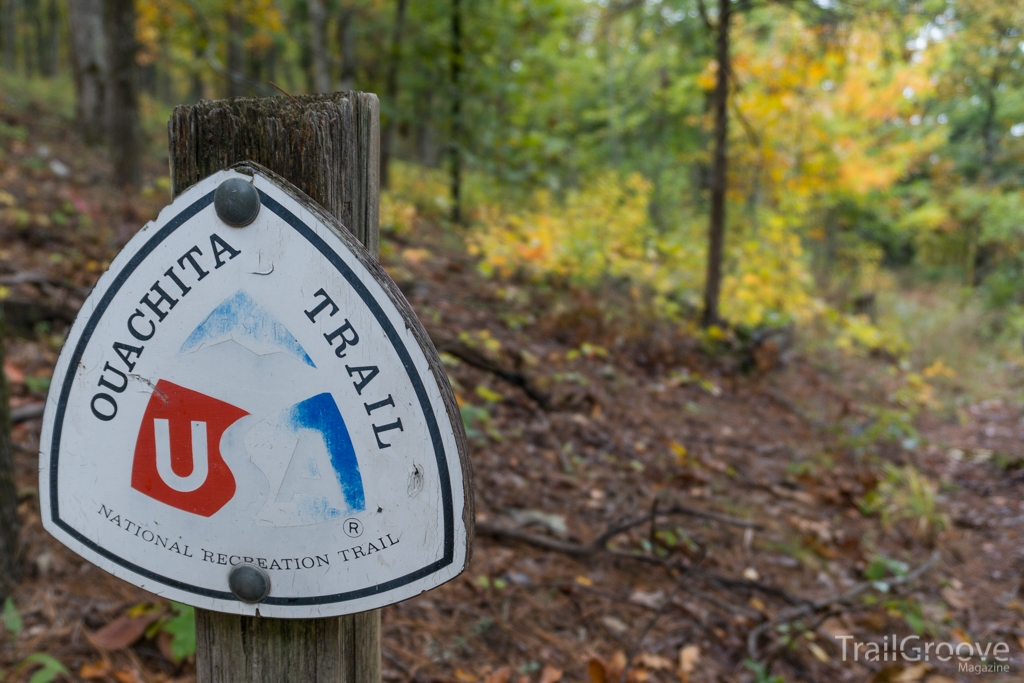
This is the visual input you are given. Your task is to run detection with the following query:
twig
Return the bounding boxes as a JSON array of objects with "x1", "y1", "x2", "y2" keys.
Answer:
[
  {"x1": 746, "y1": 551, "x2": 940, "y2": 660},
  {"x1": 695, "y1": 0, "x2": 714, "y2": 31},
  {"x1": 11, "y1": 402, "x2": 44, "y2": 424},
  {"x1": 270, "y1": 81, "x2": 301, "y2": 105},
  {"x1": 677, "y1": 580, "x2": 761, "y2": 620},
  {"x1": 430, "y1": 333, "x2": 551, "y2": 409},
  {"x1": 477, "y1": 503, "x2": 762, "y2": 558},
  {"x1": 620, "y1": 582, "x2": 683, "y2": 683},
  {"x1": 665, "y1": 503, "x2": 763, "y2": 530}
]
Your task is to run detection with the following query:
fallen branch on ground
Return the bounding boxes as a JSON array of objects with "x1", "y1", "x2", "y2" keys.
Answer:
[
  {"x1": 430, "y1": 333, "x2": 551, "y2": 409},
  {"x1": 746, "y1": 551, "x2": 940, "y2": 661},
  {"x1": 477, "y1": 502, "x2": 762, "y2": 558},
  {"x1": 10, "y1": 402, "x2": 44, "y2": 424}
]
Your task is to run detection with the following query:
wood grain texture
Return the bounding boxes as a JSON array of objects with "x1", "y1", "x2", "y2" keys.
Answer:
[
  {"x1": 169, "y1": 93, "x2": 383, "y2": 683},
  {"x1": 168, "y1": 92, "x2": 379, "y2": 256}
]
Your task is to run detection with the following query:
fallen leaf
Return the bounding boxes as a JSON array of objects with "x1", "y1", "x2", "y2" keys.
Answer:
[
  {"x1": 633, "y1": 653, "x2": 673, "y2": 670},
  {"x1": 79, "y1": 660, "x2": 111, "y2": 679},
  {"x1": 807, "y1": 642, "x2": 829, "y2": 663},
  {"x1": 4, "y1": 361, "x2": 24, "y2": 384},
  {"x1": 112, "y1": 670, "x2": 145, "y2": 683},
  {"x1": 156, "y1": 630, "x2": 175, "y2": 662},
  {"x1": 629, "y1": 590, "x2": 665, "y2": 609},
  {"x1": 485, "y1": 667, "x2": 511, "y2": 683},
  {"x1": 507, "y1": 509, "x2": 569, "y2": 538},
  {"x1": 749, "y1": 597, "x2": 766, "y2": 612},
  {"x1": 588, "y1": 658, "x2": 607, "y2": 683},
  {"x1": 576, "y1": 576, "x2": 594, "y2": 587},
  {"x1": 677, "y1": 645, "x2": 699, "y2": 683},
  {"x1": 601, "y1": 616, "x2": 628, "y2": 635},
  {"x1": 629, "y1": 669, "x2": 650, "y2": 682},
  {"x1": 539, "y1": 665, "x2": 563, "y2": 683},
  {"x1": 608, "y1": 651, "x2": 627, "y2": 680},
  {"x1": 871, "y1": 665, "x2": 903, "y2": 683},
  {"x1": 940, "y1": 587, "x2": 971, "y2": 610},
  {"x1": 89, "y1": 610, "x2": 164, "y2": 650},
  {"x1": 819, "y1": 617, "x2": 851, "y2": 640},
  {"x1": 894, "y1": 663, "x2": 930, "y2": 683},
  {"x1": 454, "y1": 668, "x2": 478, "y2": 682}
]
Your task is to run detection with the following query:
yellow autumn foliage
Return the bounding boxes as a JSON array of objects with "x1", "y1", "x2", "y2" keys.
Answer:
[
  {"x1": 469, "y1": 173, "x2": 654, "y2": 284},
  {"x1": 719, "y1": 214, "x2": 818, "y2": 327},
  {"x1": 468, "y1": 173, "x2": 821, "y2": 326}
]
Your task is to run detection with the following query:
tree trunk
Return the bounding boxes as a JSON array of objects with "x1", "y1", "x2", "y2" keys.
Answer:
[
  {"x1": 414, "y1": 88, "x2": 437, "y2": 166},
  {"x1": 157, "y1": 37, "x2": 172, "y2": 103},
  {"x1": 308, "y1": 0, "x2": 331, "y2": 93},
  {"x1": 70, "y1": 0, "x2": 108, "y2": 143},
  {"x1": 168, "y1": 91, "x2": 381, "y2": 683},
  {"x1": 31, "y1": 0, "x2": 43, "y2": 75},
  {"x1": 981, "y1": 68, "x2": 1000, "y2": 181},
  {"x1": 106, "y1": 0, "x2": 140, "y2": 187},
  {"x1": 380, "y1": 0, "x2": 408, "y2": 188},
  {"x1": 190, "y1": 42, "x2": 204, "y2": 103},
  {"x1": 43, "y1": 0, "x2": 55, "y2": 75},
  {"x1": 701, "y1": 0, "x2": 730, "y2": 328},
  {"x1": 337, "y1": 6, "x2": 356, "y2": 92},
  {"x1": 0, "y1": 306, "x2": 21, "y2": 603},
  {"x1": 449, "y1": 0, "x2": 463, "y2": 225},
  {"x1": 266, "y1": 44, "x2": 277, "y2": 88},
  {"x1": 226, "y1": 8, "x2": 243, "y2": 97},
  {"x1": 3, "y1": 0, "x2": 17, "y2": 71},
  {"x1": 21, "y1": 0, "x2": 33, "y2": 74}
]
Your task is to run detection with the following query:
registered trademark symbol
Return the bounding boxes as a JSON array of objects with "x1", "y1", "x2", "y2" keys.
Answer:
[{"x1": 343, "y1": 518, "x2": 363, "y2": 538}]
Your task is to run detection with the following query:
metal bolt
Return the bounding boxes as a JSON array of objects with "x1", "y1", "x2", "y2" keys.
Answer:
[
  {"x1": 214, "y1": 177, "x2": 260, "y2": 227},
  {"x1": 228, "y1": 564, "x2": 271, "y2": 603}
]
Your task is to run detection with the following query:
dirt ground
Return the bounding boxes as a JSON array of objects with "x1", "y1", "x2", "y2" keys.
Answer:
[{"x1": 2, "y1": 94, "x2": 1023, "y2": 683}]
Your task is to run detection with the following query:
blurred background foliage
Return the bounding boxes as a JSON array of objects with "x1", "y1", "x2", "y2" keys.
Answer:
[{"x1": 7, "y1": 0, "x2": 1024, "y2": 391}]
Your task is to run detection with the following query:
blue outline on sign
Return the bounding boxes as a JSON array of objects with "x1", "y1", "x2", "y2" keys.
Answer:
[
  {"x1": 180, "y1": 289, "x2": 317, "y2": 368},
  {"x1": 47, "y1": 188, "x2": 456, "y2": 606}
]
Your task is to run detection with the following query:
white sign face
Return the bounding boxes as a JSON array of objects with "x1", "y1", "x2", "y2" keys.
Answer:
[{"x1": 39, "y1": 168, "x2": 472, "y2": 618}]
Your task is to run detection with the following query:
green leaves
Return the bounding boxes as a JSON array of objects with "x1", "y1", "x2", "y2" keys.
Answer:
[
  {"x1": 3, "y1": 596, "x2": 22, "y2": 639},
  {"x1": 1, "y1": 599, "x2": 69, "y2": 681},
  {"x1": 21, "y1": 654, "x2": 70, "y2": 683},
  {"x1": 159, "y1": 603, "x2": 197, "y2": 663}
]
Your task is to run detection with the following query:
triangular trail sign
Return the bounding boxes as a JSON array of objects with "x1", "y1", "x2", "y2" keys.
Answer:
[{"x1": 39, "y1": 166, "x2": 473, "y2": 618}]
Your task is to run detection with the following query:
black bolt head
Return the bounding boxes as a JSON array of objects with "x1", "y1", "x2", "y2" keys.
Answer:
[
  {"x1": 229, "y1": 564, "x2": 271, "y2": 603},
  {"x1": 214, "y1": 177, "x2": 260, "y2": 227}
]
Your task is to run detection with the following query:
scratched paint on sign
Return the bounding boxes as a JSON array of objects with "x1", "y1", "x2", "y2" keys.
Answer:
[{"x1": 38, "y1": 168, "x2": 471, "y2": 618}]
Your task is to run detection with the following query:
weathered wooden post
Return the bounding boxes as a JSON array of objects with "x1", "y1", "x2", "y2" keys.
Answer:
[
  {"x1": 168, "y1": 93, "x2": 383, "y2": 683},
  {"x1": 39, "y1": 92, "x2": 471, "y2": 683}
]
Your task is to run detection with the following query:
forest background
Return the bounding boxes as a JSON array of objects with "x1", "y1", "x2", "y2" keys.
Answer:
[
  {"x1": 3, "y1": 0, "x2": 1024, "y2": 682},
  {"x1": 11, "y1": 0, "x2": 1024, "y2": 372}
]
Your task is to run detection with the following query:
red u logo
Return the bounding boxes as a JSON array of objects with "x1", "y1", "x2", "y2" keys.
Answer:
[{"x1": 130, "y1": 380, "x2": 248, "y2": 516}]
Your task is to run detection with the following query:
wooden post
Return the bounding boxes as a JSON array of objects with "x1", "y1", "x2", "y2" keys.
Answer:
[{"x1": 167, "y1": 92, "x2": 381, "y2": 683}]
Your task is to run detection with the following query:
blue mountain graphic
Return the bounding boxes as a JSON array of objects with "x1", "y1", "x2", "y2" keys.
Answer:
[
  {"x1": 179, "y1": 290, "x2": 315, "y2": 367},
  {"x1": 245, "y1": 392, "x2": 366, "y2": 525},
  {"x1": 288, "y1": 393, "x2": 365, "y2": 514}
]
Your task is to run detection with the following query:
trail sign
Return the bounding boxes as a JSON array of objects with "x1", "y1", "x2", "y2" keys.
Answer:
[{"x1": 39, "y1": 166, "x2": 472, "y2": 618}]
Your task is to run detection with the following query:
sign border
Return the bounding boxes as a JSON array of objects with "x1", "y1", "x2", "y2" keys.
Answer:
[{"x1": 45, "y1": 170, "x2": 470, "y2": 608}]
